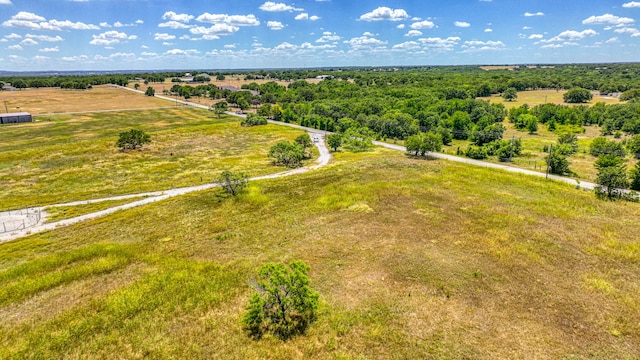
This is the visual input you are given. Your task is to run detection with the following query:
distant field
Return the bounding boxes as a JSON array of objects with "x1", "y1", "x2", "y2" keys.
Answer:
[
  {"x1": 0, "y1": 108, "x2": 307, "y2": 210},
  {"x1": 479, "y1": 89, "x2": 621, "y2": 109},
  {"x1": 1, "y1": 149, "x2": 639, "y2": 359},
  {"x1": 0, "y1": 85, "x2": 171, "y2": 115}
]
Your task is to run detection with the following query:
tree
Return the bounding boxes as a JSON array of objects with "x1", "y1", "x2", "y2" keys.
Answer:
[
  {"x1": 134, "y1": 83, "x2": 140, "y2": 90},
  {"x1": 563, "y1": 87, "x2": 593, "y2": 103},
  {"x1": 342, "y1": 127, "x2": 374, "y2": 152},
  {"x1": 216, "y1": 74, "x2": 226, "y2": 81},
  {"x1": 629, "y1": 161, "x2": 640, "y2": 191},
  {"x1": 620, "y1": 88, "x2": 640, "y2": 102},
  {"x1": 241, "y1": 113, "x2": 268, "y2": 127},
  {"x1": 144, "y1": 86, "x2": 155, "y2": 96},
  {"x1": 212, "y1": 101, "x2": 228, "y2": 118},
  {"x1": 327, "y1": 134, "x2": 342, "y2": 152},
  {"x1": 557, "y1": 133, "x2": 579, "y2": 154},
  {"x1": 405, "y1": 132, "x2": 442, "y2": 156},
  {"x1": 526, "y1": 116, "x2": 538, "y2": 134},
  {"x1": 237, "y1": 98, "x2": 250, "y2": 111},
  {"x1": 218, "y1": 170, "x2": 248, "y2": 196},
  {"x1": 242, "y1": 261, "x2": 319, "y2": 340},
  {"x1": 590, "y1": 137, "x2": 626, "y2": 157},
  {"x1": 625, "y1": 134, "x2": 640, "y2": 158},
  {"x1": 502, "y1": 87, "x2": 518, "y2": 102},
  {"x1": 268, "y1": 141, "x2": 305, "y2": 168},
  {"x1": 116, "y1": 129, "x2": 151, "y2": 151},
  {"x1": 595, "y1": 155, "x2": 628, "y2": 199},
  {"x1": 547, "y1": 151, "x2": 571, "y2": 175}
]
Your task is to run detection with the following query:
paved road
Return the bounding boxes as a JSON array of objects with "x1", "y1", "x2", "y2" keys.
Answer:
[{"x1": 0, "y1": 132, "x2": 330, "y2": 243}]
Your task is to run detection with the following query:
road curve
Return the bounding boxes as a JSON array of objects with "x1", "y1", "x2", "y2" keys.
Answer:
[{"x1": 0, "y1": 132, "x2": 330, "y2": 243}]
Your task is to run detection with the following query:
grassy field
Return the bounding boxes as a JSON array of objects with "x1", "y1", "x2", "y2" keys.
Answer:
[
  {"x1": 0, "y1": 107, "x2": 307, "y2": 210},
  {"x1": 43, "y1": 197, "x2": 149, "y2": 223},
  {"x1": 0, "y1": 85, "x2": 171, "y2": 114},
  {"x1": 479, "y1": 89, "x2": 621, "y2": 109},
  {"x1": 1, "y1": 149, "x2": 639, "y2": 358}
]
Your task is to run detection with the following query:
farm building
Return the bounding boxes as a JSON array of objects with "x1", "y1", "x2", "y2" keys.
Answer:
[{"x1": 0, "y1": 112, "x2": 32, "y2": 124}]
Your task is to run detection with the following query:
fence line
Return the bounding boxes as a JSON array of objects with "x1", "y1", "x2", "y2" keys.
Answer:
[{"x1": 0, "y1": 207, "x2": 42, "y2": 234}]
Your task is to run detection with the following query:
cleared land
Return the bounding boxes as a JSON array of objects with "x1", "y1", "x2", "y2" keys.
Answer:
[
  {"x1": 0, "y1": 107, "x2": 308, "y2": 210},
  {"x1": 479, "y1": 89, "x2": 621, "y2": 109},
  {"x1": 1, "y1": 149, "x2": 639, "y2": 359},
  {"x1": 0, "y1": 85, "x2": 172, "y2": 114}
]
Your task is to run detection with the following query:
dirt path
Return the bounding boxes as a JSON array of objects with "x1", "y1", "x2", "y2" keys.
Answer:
[{"x1": 0, "y1": 132, "x2": 331, "y2": 243}]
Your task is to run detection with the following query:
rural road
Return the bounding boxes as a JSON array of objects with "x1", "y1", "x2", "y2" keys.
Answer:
[
  {"x1": 0, "y1": 131, "x2": 330, "y2": 243},
  {"x1": 1, "y1": 85, "x2": 600, "y2": 242}
]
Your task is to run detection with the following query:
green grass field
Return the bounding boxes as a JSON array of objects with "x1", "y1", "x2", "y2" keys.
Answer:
[
  {"x1": 0, "y1": 108, "x2": 307, "y2": 210},
  {"x1": 1, "y1": 149, "x2": 639, "y2": 359}
]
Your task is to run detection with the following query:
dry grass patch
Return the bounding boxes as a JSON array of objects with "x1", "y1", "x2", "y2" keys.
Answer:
[
  {"x1": 2, "y1": 85, "x2": 171, "y2": 115},
  {"x1": 479, "y1": 89, "x2": 621, "y2": 109}
]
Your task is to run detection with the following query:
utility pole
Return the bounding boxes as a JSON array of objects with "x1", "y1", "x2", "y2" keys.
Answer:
[
  {"x1": 3, "y1": 101, "x2": 8, "y2": 114},
  {"x1": 546, "y1": 144, "x2": 553, "y2": 179}
]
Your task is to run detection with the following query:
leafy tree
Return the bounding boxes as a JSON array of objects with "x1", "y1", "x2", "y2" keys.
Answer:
[
  {"x1": 435, "y1": 126, "x2": 453, "y2": 146},
  {"x1": 134, "y1": 83, "x2": 140, "y2": 90},
  {"x1": 268, "y1": 141, "x2": 305, "y2": 168},
  {"x1": 342, "y1": 127, "x2": 374, "y2": 152},
  {"x1": 216, "y1": 74, "x2": 226, "y2": 81},
  {"x1": 257, "y1": 103, "x2": 272, "y2": 117},
  {"x1": 526, "y1": 116, "x2": 538, "y2": 134},
  {"x1": 242, "y1": 261, "x2": 319, "y2": 340},
  {"x1": 547, "y1": 150, "x2": 571, "y2": 175},
  {"x1": 450, "y1": 111, "x2": 472, "y2": 140},
  {"x1": 465, "y1": 146, "x2": 488, "y2": 160},
  {"x1": 590, "y1": 137, "x2": 626, "y2": 157},
  {"x1": 327, "y1": 133, "x2": 342, "y2": 152},
  {"x1": 218, "y1": 170, "x2": 248, "y2": 196},
  {"x1": 144, "y1": 86, "x2": 155, "y2": 96},
  {"x1": 212, "y1": 101, "x2": 229, "y2": 118},
  {"x1": 595, "y1": 155, "x2": 628, "y2": 199},
  {"x1": 116, "y1": 129, "x2": 151, "y2": 151},
  {"x1": 620, "y1": 88, "x2": 640, "y2": 102},
  {"x1": 557, "y1": 133, "x2": 579, "y2": 154},
  {"x1": 241, "y1": 113, "x2": 268, "y2": 127},
  {"x1": 502, "y1": 87, "x2": 518, "y2": 102},
  {"x1": 625, "y1": 134, "x2": 640, "y2": 158},
  {"x1": 405, "y1": 132, "x2": 442, "y2": 156},
  {"x1": 629, "y1": 161, "x2": 640, "y2": 191},
  {"x1": 563, "y1": 87, "x2": 593, "y2": 103},
  {"x1": 472, "y1": 123, "x2": 504, "y2": 146},
  {"x1": 237, "y1": 98, "x2": 250, "y2": 111},
  {"x1": 295, "y1": 133, "x2": 312, "y2": 149}
]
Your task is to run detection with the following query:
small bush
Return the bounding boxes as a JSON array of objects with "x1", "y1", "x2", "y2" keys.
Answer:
[{"x1": 241, "y1": 113, "x2": 268, "y2": 127}]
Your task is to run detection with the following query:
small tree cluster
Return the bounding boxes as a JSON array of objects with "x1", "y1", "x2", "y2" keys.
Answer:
[
  {"x1": 268, "y1": 141, "x2": 306, "y2": 168},
  {"x1": 116, "y1": 129, "x2": 151, "y2": 151},
  {"x1": 211, "y1": 101, "x2": 228, "y2": 118},
  {"x1": 502, "y1": 87, "x2": 518, "y2": 102},
  {"x1": 144, "y1": 87, "x2": 155, "y2": 96},
  {"x1": 563, "y1": 87, "x2": 593, "y2": 103},
  {"x1": 342, "y1": 127, "x2": 374, "y2": 152},
  {"x1": 327, "y1": 133, "x2": 343, "y2": 152},
  {"x1": 243, "y1": 261, "x2": 319, "y2": 340},
  {"x1": 405, "y1": 132, "x2": 442, "y2": 157},
  {"x1": 595, "y1": 154, "x2": 628, "y2": 200},
  {"x1": 241, "y1": 113, "x2": 268, "y2": 127},
  {"x1": 590, "y1": 137, "x2": 626, "y2": 157}
]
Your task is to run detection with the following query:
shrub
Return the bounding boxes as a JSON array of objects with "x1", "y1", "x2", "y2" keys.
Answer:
[
  {"x1": 564, "y1": 87, "x2": 593, "y2": 103},
  {"x1": 241, "y1": 113, "x2": 268, "y2": 127},
  {"x1": 465, "y1": 146, "x2": 487, "y2": 160},
  {"x1": 218, "y1": 170, "x2": 248, "y2": 196},
  {"x1": 115, "y1": 129, "x2": 151, "y2": 151},
  {"x1": 590, "y1": 137, "x2": 626, "y2": 157},
  {"x1": 268, "y1": 141, "x2": 305, "y2": 168},
  {"x1": 243, "y1": 261, "x2": 319, "y2": 340}
]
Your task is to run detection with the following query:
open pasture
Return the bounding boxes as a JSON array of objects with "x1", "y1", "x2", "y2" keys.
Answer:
[
  {"x1": 0, "y1": 85, "x2": 172, "y2": 115},
  {"x1": 0, "y1": 150, "x2": 639, "y2": 359},
  {"x1": 0, "y1": 107, "x2": 306, "y2": 210},
  {"x1": 479, "y1": 89, "x2": 621, "y2": 109}
]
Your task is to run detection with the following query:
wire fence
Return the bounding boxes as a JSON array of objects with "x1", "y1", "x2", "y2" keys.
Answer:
[{"x1": 0, "y1": 207, "x2": 42, "y2": 234}]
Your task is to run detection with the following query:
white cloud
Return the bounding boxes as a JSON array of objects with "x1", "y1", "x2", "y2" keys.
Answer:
[
  {"x1": 158, "y1": 21, "x2": 193, "y2": 29},
  {"x1": 344, "y1": 35, "x2": 387, "y2": 49},
  {"x1": 164, "y1": 49, "x2": 200, "y2": 55},
  {"x1": 26, "y1": 34, "x2": 63, "y2": 42},
  {"x1": 540, "y1": 42, "x2": 579, "y2": 49},
  {"x1": 524, "y1": 12, "x2": 544, "y2": 17},
  {"x1": 196, "y1": 13, "x2": 260, "y2": 27},
  {"x1": 295, "y1": 13, "x2": 321, "y2": 21},
  {"x1": 582, "y1": 14, "x2": 634, "y2": 26},
  {"x1": 605, "y1": 37, "x2": 620, "y2": 43},
  {"x1": 461, "y1": 40, "x2": 505, "y2": 52},
  {"x1": 39, "y1": 46, "x2": 59, "y2": 52},
  {"x1": 267, "y1": 21, "x2": 285, "y2": 30},
  {"x1": 309, "y1": 15, "x2": 321, "y2": 21},
  {"x1": 3, "y1": 12, "x2": 100, "y2": 31},
  {"x1": 141, "y1": 51, "x2": 158, "y2": 56},
  {"x1": 522, "y1": 26, "x2": 532, "y2": 30},
  {"x1": 542, "y1": 29, "x2": 598, "y2": 42},
  {"x1": 528, "y1": 34, "x2": 544, "y2": 39},
  {"x1": 623, "y1": 1, "x2": 640, "y2": 8},
  {"x1": 0, "y1": 0, "x2": 13, "y2": 4},
  {"x1": 359, "y1": 7, "x2": 409, "y2": 22},
  {"x1": 33, "y1": 55, "x2": 50, "y2": 61},
  {"x1": 5, "y1": 33, "x2": 22, "y2": 39},
  {"x1": 454, "y1": 21, "x2": 471, "y2": 28},
  {"x1": 405, "y1": 30, "x2": 422, "y2": 37},
  {"x1": 61, "y1": 55, "x2": 89, "y2": 62},
  {"x1": 89, "y1": 31, "x2": 134, "y2": 46},
  {"x1": 8, "y1": 44, "x2": 23, "y2": 50},
  {"x1": 259, "y1": 2, "x2": 303, "y2": 12},
  {"x1": 162, "y1": 11, "x2": 194, "y2": 23},
  {"x1": 411, "y1": 20, "x2": 435, "y2": 29},
  {"x1": 419, "y1": 36, "x2": 460, "y2": 50},
  {"x1": 45, "y1": 19, "x2": 100, "y2": 31},
  {"x1": 397, "y1": 24, "x2": 405, "y2": 29},
  {"x1": 190, "y1": 24, "x2": 240, "y2": 38},
  {"x1": 614, "y1": 27, "x2": 640, "y2": 36},
  {"x1": 316, "y1": 32, "x2": 340, "y2": 43},
  {"x1": 392, "y1": 41, "x2": 420, "y2": 50},
  {"x1": 275, "y1": 42, "x2": 296, "y2": 50},
  {"x1": 484, "y1": 28, "x2": 493, "y2": 32},
  {"x1": 154, "y1": 33, "x2": 176, "y2": 41},
  {"x1": 20, "y1": 38, "x2": 38, "y2": 46}
]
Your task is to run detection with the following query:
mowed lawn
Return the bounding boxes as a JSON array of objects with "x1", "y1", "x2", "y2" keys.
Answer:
[
  {"x1": 0, "y1": 107, "x2": 307, "y2": 210},
  {"x1": 0, "y1": 85, "x2": 172, "y2": 114},
  {"x1": 0, "y1": 149, "x2": 639, "y2": 359}
]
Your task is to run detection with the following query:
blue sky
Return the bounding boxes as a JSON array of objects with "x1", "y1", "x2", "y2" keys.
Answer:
[{"x1": 1, "y1": 0, "x2": 640, "y2": 71}]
